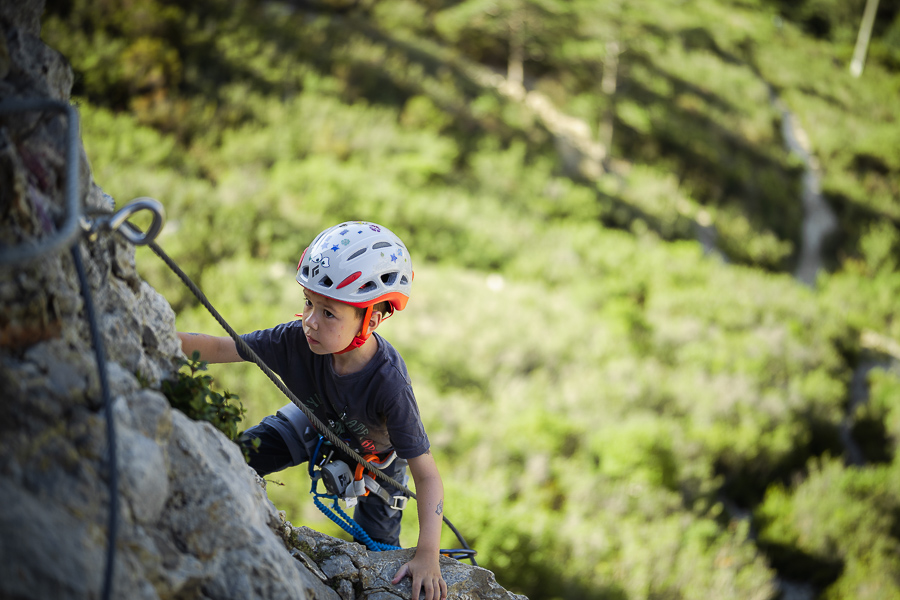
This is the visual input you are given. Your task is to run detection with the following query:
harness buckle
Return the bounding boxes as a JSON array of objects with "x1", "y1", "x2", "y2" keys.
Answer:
[{"x1": 389, "y1": 495, "x2": 408, "y2": 511}]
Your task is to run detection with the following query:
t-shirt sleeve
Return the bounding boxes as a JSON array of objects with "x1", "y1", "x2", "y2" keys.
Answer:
[
  {"x1": 382, "y1": 386, "x2": 430, "y2": 460},
  {"x1": 237, "y1": 320, "x2": 304, "y2": 379}
]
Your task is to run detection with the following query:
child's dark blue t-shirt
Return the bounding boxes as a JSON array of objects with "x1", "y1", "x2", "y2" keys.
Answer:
[{"x1": 238, "y1": 320, "x2": 429, "y2": 459}]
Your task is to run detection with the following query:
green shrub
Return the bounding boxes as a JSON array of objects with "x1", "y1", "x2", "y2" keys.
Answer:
[
  {"x1": 161, "y1": 351, "x2": 255, "y2": 459},
  {"x1": 755, "y1": 456, "x2": 900, "y2": 598},
  {"x1": 42, "y1": 0, "x2": 900, "y2": 597}
]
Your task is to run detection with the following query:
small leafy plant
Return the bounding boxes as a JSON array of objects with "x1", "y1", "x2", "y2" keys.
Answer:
[{"x1": 162, "y1": 351, "x2": 257, "y2": 461}]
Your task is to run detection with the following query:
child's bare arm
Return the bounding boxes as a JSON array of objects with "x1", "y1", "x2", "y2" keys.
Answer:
[
  {"x1": 392, "y1": 450, "x2": 447, "y2": 600},
  {"x1": 177, "y1": 332, "x2": 243, "y2": 364}
]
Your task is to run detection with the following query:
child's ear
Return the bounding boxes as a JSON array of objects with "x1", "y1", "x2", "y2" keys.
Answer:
[{"x1": 367, "y1": 309, "x2": 384, "y2": 332}]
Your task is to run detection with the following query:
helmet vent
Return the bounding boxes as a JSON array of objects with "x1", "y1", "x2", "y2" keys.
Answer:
[
  {"x1": 348, "y1": 248, "x2": 367, "y2": 261},
  {"x1": 297, "y1": 222, "x2": 411, "y2": 308}
]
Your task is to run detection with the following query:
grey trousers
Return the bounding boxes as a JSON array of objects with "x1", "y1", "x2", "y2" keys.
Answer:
[{"x1": 239, "y1": 406, "x2": 408, "y2": 546}]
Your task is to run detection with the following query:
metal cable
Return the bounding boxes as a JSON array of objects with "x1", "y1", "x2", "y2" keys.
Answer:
[
  {"x1": 0, "y1": 99, "x2": 81, "y2": 265},
  {"x1": 0, "y1": 98, "x2": 122, "y2": 598}
]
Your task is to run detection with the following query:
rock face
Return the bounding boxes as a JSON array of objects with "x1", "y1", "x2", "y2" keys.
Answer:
[{"x1": 0, "y1": 3, "x2": 526, "y2": 599}]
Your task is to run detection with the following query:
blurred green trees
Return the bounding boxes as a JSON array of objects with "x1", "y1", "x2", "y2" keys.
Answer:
[{"x1": 41, "y1": 0, "x2": 900, "y2": 598}]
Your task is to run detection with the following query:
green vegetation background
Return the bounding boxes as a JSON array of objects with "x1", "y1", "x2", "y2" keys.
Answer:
[{"x1": 42, "y1": 0, "x2": 900, "y2": 598}]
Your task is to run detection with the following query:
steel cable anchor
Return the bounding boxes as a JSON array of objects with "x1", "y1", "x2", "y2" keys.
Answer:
[{"x1": 80, "y1": 197, "x2": 166, "y2": 245}]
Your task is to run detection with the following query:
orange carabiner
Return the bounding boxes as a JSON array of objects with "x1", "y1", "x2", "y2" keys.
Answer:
[{"x1": 353, "y1": 454, "x2": 380, "y2": 496}]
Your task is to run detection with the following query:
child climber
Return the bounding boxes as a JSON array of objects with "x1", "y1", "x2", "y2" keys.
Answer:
[{"x1": 177, "y1": 221, "x2": 448, "y2": 600}]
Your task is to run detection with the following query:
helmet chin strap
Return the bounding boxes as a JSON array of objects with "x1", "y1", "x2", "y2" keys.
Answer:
[{"x1": 335, "y1": 305, "x2": 374, "y2": 355}]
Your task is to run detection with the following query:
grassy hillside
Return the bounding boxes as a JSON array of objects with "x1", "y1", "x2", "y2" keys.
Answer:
[{"x1": 43, "y1": 0, "x2": 900, "y2": 598}]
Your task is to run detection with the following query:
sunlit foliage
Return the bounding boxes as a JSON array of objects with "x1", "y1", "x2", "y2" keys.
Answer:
[{"x1": 41, "y1": 0, "x2": 900, "y2": 598}]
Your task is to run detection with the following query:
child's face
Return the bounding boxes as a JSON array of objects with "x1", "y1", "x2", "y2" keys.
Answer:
[{"x1": 300, "y1": 288, "x2": 364, "y2": 355}]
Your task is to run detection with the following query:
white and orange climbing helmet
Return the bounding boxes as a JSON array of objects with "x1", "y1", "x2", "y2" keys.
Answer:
[{"x1": 296, "y1": 221, "x2": 413, "y2": 352}]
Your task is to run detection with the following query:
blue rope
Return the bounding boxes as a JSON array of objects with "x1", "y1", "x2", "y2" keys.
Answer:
[
  {"x1": 73, "y1": 245, "x2": 118, "y2": 600},
  {"x1": 308, "y1": 443, "x2": 402, "y2": 553},
  {"x1": 311, "y1": 493, "x2": 401, "y2": 552},
  {"x1": 308, "y1": 436, "x2": 325, "y2": 479}
]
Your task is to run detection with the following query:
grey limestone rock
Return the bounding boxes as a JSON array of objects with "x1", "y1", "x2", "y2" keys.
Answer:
[{"x1": 0, "y1": 2, "x2": 527, "y2": 599}]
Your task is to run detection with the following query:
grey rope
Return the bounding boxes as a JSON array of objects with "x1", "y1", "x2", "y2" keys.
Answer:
[
  {"x1": 142, "y1": 232, "x2": 476, "y2": 559},
  {"x1": 143, "y1": 235, "x2": 406, "y2": 489}
]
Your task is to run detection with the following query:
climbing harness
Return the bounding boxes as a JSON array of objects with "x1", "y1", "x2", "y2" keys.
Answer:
[
  {"x1": 307, "y1": 436, "x2": 404, "y2": 552},
  {"x1": 277, "y1": 372, "x2": 414, "y2": 536},
  {"x1": 305, "y1": 438, "x2": 475, "y2": 559},
  {"x1": 317, "y1": 447, "x2": 408, "y2": 511},
  {"x1": 0, "y1": 99, "x2": 168, "y2": 600}
]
